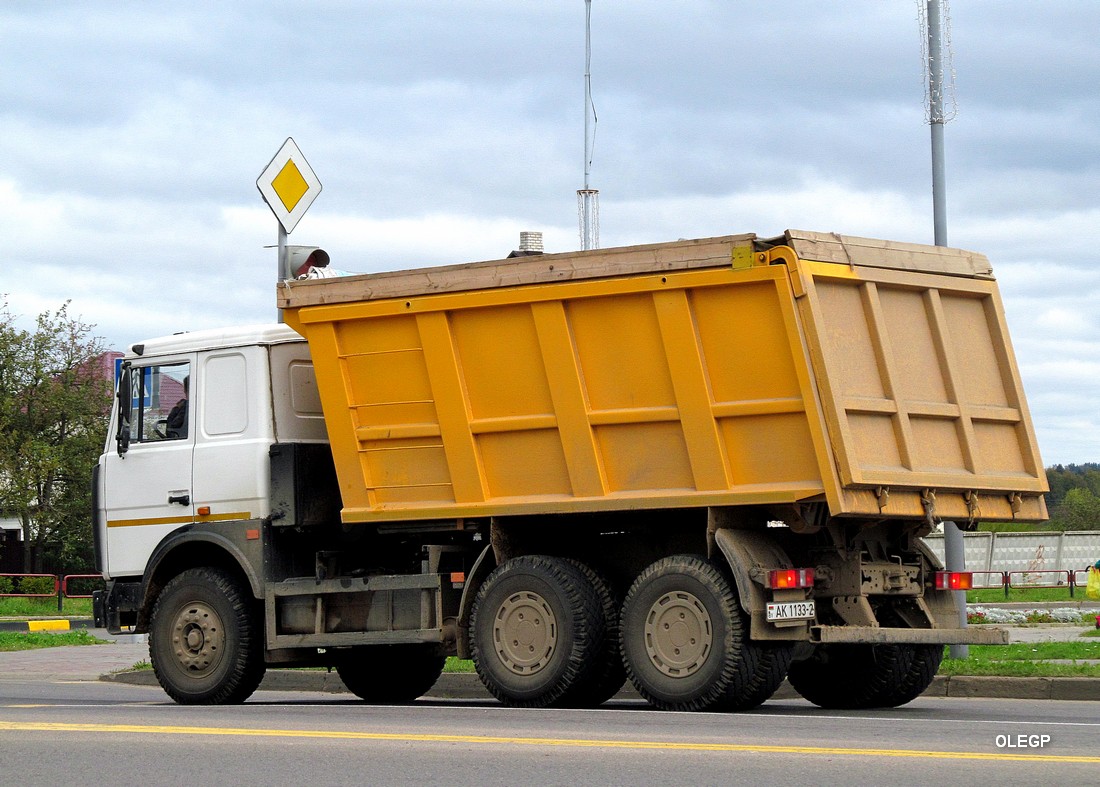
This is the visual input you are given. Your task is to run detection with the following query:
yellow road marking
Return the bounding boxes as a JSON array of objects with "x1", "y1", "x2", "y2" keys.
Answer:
[{"x1": 0, "y1": 722, "x2": 1095, "y2": 763}]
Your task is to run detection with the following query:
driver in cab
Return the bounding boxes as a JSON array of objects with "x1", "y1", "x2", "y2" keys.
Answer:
[{"x1": 166, "y1": 375, "x2": 188, "y2": 439}]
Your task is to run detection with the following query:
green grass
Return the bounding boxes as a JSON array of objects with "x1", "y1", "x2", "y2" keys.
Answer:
[
  {"x1": 940, "y1": 660, "x2": 1100, "y2": 677},
  {"x1": 0, "y1": 630, "x2": 108, "y2": 651},
  {"x1": 444, "y1": 657, "x2": 476, "y2": 673},
  {"x1": 977, "y1": 641, "x2": 1100, "y2": 660},
  {"x1": 939, "y1": 640, "x2": 1100, "y2": 677},
  {"x1": 0, "y1": 597, "x2": 93, "y2": 617},
  {"x1": 965, "y1": 586, "x2": 1090, "y2": 604}
]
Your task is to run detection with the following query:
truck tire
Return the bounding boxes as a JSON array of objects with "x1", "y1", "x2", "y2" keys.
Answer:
[
  {"x1": 335, "y1": 645, "x2": 445, "y2": 703},
  {"x1": 717, "y1": 640, "x2": 794, "y2": 712},
  {"x1": 556, "y1": 560, "x2": 625, "y2": 707},
  {"x1": 875, "y1": 644, "x2": 944, "y2": 707},
  {"x1": 469, "y1": 555, "x2": 603, "y2": 708},
  {"x1": 620, "y1": 555, "x2": 757, "y2": 712},
  {"x1": 787, "y1": 642, "x2": 941, "y2": 709},
  {"x1": 149, "y1": 567, "x2": 265, "y2": 705}
]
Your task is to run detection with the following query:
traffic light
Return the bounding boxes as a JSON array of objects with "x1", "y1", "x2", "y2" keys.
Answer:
[{"x1": 283, "y1": 246, "x2": 330, "y2": 280}]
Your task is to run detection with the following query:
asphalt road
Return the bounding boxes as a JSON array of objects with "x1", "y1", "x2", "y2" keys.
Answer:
[
  {"x1": 2, "y1": 670, "x2": 1099, "y2": 784},
  {"x1": 2, "y1": 624, "x2": 1098, "y2": 784}
]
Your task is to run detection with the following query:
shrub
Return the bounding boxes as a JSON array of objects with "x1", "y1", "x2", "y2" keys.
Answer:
[
  {"x1": 0, "y1": 576, "x2": 13, "y2": 595},
  {"x1": 1024, "y1": 611, "x2": 1056, "y2": 624},
  {"x1": 17, "y1": 576, "x2": 57, "y2": 596}
]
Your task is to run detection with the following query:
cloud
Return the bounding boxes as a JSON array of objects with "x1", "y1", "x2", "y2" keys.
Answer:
[{"x1": 2, "y1": 1, "x2": 1098, "y2": 464}]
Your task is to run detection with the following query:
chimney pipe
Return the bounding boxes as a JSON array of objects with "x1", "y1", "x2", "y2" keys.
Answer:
[{"x1": 508, "y1": 231, "x2": 545, "y2": 258}]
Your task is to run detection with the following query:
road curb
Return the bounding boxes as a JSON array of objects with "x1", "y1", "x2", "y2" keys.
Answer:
[
  {"x1": 942, "y1": 675, "x2": 1100, "y2": 701},
  {"x1": 0, "y1": 618, "x2": 96, "y2": 633},
  {"x1": 101, "y1": 669, "x2": 1100, "y2": 703}
]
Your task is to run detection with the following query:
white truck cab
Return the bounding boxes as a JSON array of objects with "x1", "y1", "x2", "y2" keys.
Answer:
[{"x1": 95, "y1": 324, "x2": 326, "y2": 581}]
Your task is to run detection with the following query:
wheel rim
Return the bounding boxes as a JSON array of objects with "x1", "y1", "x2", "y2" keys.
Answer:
[
  {"x1": 169, "y1": 601, "x2": 225, "y2": 677},
  {"x1": 643, "y1": 590, "x2": 712, "y2": 678},
  {"x1": 492, "y1": 590, "x2": 558, "y2": 675}
]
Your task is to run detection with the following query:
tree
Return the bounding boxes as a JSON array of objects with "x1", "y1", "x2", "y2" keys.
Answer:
[
  {"x1": 0, "y1": 296, "x2": 111, "y2": 572},
  {"x1": 1050, "y1": 487, "x2": 1100, "y2": 532},
  {"x1": 978, "y1": 464, "x2": 1100, "y2": 532},
  {"x1": 1045, "y1": 463, "x2": 1100, "y2": 510}
]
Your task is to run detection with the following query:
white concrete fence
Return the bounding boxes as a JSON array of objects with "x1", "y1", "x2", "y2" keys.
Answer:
[{"x1": 922, "y1": 530, "x2": 1100, "y2": 590}]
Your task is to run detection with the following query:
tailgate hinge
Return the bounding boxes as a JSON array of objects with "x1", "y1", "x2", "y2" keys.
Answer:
[{"x1": 767, "y1": 246, "x2": 807, "y2": 298}]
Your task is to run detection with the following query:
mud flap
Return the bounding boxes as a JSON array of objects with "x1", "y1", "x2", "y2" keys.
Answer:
[{"x1": 711, "y1": 527, "x2": 809, "y2": 642}]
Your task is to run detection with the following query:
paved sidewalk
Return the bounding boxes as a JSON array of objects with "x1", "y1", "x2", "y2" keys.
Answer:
[
  {"x1": 0, "y1": 634, "x2": 149, "y2": 683},
  {"x1": 1004, "y1": 623, "x2": 1100, "y2": 643}
]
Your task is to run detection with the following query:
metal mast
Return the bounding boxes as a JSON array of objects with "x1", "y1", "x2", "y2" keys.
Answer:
[
  {"x1": 928, "y1": 0, "x2": 948, "y2": 246},
  {"x1": 577, "y1": 0, "x2": 599, "y2": 250},
  {"x1": 923, "y1": 0, "x2": 967, "y2": 656}
]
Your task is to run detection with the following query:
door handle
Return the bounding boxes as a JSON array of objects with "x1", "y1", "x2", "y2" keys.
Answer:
[{"x1": 168, "y1": 494, "x2": 190, "y2": 506}]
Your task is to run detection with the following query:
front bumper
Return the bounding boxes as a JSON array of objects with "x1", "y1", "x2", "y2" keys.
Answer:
[{"x1": 92, "y1": 579, "x2": 143, "y2": 634}]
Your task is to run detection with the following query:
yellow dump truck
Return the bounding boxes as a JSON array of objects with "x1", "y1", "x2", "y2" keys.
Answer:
[{"x1": 93, "y1": 230, "x2": 1047, "y2": 711}]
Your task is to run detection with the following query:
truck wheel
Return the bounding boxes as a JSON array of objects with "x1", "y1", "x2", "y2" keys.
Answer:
[
  {"x1": 469, "y1": 555, "x2": 603, "y2": 707},
  {"x1": 149, "y1": 567, "x2": 265, "y2": 705},
  {"x1": 335, "y1": 645, "x2": 445, "y2": 703},
  {"x1": 556, "y1": 560, "x2": 625, "y2": 707},
  {"x1": 718, "y1": 640, "x2": 794, "y2": 712},
  {"x1": 620, "y1": 555, "x2": 755, "y2": 712},
  {"x1": 787, "y1": 642, "x2": 940, "y2": 709},
  {"x1": 875, "y1": 644, "x2": 944, "y2": 707}
]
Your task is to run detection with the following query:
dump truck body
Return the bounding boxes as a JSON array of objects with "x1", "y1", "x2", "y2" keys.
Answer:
[
  {"x1": 94, "y1": 229, "x2": 1046, "y2": 710},
  {"x1": 280, "y1": 230, "x2": 1046, "y2": 526}
]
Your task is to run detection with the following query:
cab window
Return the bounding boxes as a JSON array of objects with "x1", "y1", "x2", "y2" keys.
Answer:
[{"x1": 127, "y1": 363, "x2": 191, "y2": 442}]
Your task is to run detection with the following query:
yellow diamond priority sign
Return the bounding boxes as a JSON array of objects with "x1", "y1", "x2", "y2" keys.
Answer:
[{"x1": 257, "y1": 138, "x2": 322, "y2": 233}]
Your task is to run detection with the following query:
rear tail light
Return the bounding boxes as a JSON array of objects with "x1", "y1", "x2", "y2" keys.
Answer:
[
  {"x1": 766, "y1": 568, "x2": 815, "y2": 589},
  {"x1": 935, "y1": 571, "x2": 973, "y2": 590}
]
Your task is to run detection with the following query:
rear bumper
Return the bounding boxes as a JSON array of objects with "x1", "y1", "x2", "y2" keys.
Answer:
[{"x1": 812, "y1": 625, "x2": 1010, "y2": 645}]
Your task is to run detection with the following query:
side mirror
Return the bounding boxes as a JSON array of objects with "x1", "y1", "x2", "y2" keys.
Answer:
[{"x1": 116, "y1": 363, "x2": 132, "y2": 456}]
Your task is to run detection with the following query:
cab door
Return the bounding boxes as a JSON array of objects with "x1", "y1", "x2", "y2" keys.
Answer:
[
  {"x1": 101, "y1": 357, "x2": 195, "y2": 577},
  {"x1": 190, "y1": 347, "x2": 273, "y2": 527}
]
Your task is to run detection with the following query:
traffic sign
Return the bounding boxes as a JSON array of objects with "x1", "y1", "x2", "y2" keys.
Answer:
[{"x1": 257, "y1": 137, "x2": 322, "y2": 233}]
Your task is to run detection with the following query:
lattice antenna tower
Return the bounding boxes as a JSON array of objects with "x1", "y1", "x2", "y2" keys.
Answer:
[
  {"x1": 577, "y1": 0, "x2": 599, "y2": 250},
  {"x1": 917, "y1": 0, "x2": 958, "y2": 124}
]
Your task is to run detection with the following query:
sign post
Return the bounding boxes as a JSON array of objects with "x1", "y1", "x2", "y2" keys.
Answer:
[{"x1": 256, "y1": 137, "x2": 322, "y2": 319}]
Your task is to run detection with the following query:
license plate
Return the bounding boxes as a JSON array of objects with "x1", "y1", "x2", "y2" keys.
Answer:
[{"x1": 766, "y1": 600, "x2": 816, "y2": 622}]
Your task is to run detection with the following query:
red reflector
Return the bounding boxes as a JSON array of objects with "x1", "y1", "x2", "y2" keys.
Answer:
[
  {"x1": 245, "y1": 529, "x2": 260, "y2": 541},
  {"x1": 935, "y1": 571, "x2": 973, "y2": 590},
  {"x1": 767, "y1": 568, "x2": 815, "y2": 589},
  {"x1": 450, "y1": 572, "x2": 466, "y2": 583}
]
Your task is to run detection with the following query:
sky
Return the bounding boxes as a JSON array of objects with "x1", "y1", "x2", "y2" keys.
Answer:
[{"x1": 1, "y1": 1, "x2": 1097, "y2": 465}]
